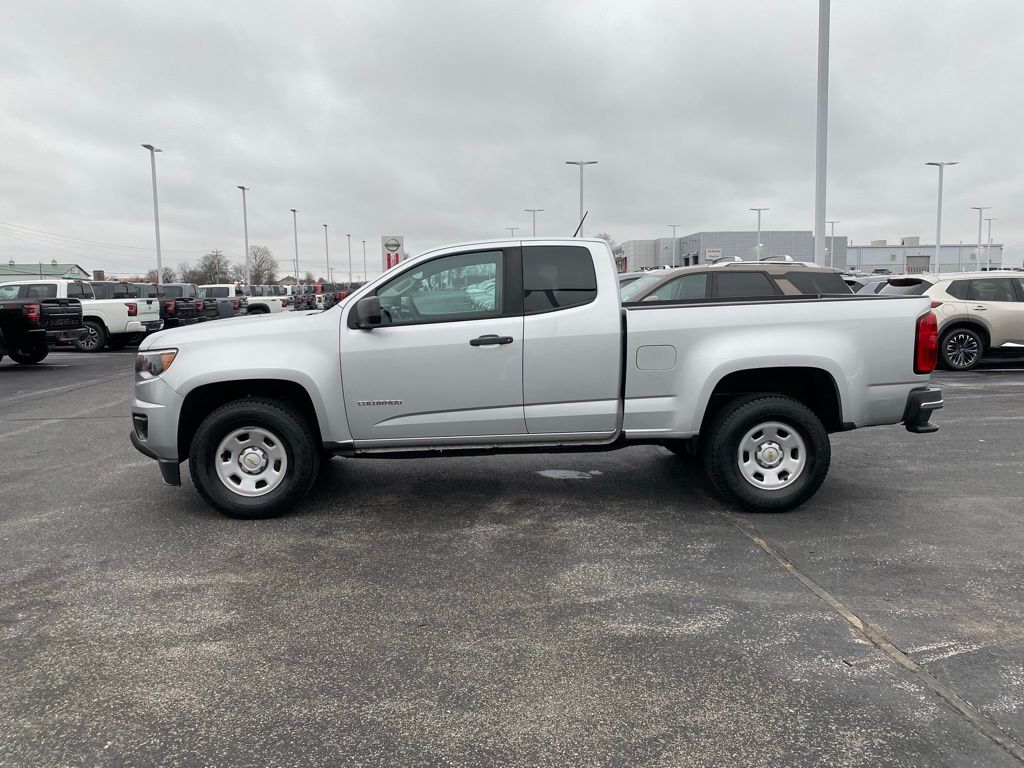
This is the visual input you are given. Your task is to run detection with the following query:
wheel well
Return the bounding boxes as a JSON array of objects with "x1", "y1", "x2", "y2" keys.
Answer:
[
  {"x1": 940, "y1": 320, "x2": 989, "y2": 349},
  {"x1": 82, "y1": 315, "x2": 107, "y2": 330},
  {"x1": 702, "y1": 367, "x2": 843, "y2": 434},
  {"x1": 177, "y1": 379, "x2": 322, "y2": 459}
]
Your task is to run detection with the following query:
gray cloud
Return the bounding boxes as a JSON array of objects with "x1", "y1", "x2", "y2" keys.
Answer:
[{"x1": 1, "y1": 0, "x2": 1020, "y2": 278}]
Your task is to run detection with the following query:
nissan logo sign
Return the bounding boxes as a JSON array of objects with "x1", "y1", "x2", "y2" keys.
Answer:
[{"x1": 384, "y1": 238, "x2": 401, "y2": 252}]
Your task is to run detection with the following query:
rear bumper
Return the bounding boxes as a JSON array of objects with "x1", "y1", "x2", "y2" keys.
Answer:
[
  {"x1": 43, "y1": 326, "x2": 87, "y2": 343},
  {"x1": 903, "y1": 387, "x2": 942, "y2": 434}
]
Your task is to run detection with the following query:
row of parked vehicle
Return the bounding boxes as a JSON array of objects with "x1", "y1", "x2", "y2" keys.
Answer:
[{"x1": 618, "y1": 257, "x2": 1024, "y2": 371}]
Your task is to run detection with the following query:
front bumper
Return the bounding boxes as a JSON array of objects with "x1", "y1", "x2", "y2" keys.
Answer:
[
  {"x1": 903, "y1": 387, "x2": 942, "y2": 434},
  {"x1": 130, "y1": 430, "x2": 181, "y2": 485}
]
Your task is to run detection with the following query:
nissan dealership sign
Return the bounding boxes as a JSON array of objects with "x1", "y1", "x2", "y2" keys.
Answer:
[{"x1": 382, "y1": 236, "x2": 405, "y2": 270}]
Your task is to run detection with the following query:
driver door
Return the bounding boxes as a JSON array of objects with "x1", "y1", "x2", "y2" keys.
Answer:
[{"x1": 341, "y1": 247, "x2": 526, "y2": 444}]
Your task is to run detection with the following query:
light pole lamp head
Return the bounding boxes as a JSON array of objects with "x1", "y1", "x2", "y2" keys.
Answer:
[
  {"x1": 565, "y1": 160, "x2": 598, "y2": 166},
  {"x1": 925, "y1": 161, "x2": 958, "y2": 167},
  {"x1": 290, "y1": 208, "x2": 297, "y2": 213},
  {"x1": 237, "y1": 185, "x2": 250, "y2": 192},
  {"x1": 141, "y1": 144, "x2": 162, "y2": 153}
]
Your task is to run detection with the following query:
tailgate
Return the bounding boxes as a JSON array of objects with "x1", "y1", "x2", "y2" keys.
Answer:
[
  {"x1": 137, "y1": 299, "x2": 160, "y2": 321},
  {"x1": 175, "y1": 299, "x2": 197, "y2": 318},
  {"x1": 40, "y1": 298, "x2": 83, "y2": 329}
]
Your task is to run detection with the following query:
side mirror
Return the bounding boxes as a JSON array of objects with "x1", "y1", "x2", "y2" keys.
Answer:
[{"x1": 354, "y1": 295, "x2": 382, "y2": 328}]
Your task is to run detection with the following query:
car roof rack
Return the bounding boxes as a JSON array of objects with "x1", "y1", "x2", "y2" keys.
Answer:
[{"x1": 708, "y1": 255, "x2": 743, "y2": 264}]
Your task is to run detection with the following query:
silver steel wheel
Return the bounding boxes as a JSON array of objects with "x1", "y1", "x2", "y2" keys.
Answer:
[
  {"x1": 737, "y1": 421, "x2": 807, "y2": 491},
  {"x1": 214, "y1": 426, "x2": 289, "y2": 497},
  {"x1": 944, "y1": 332, "x2": 980, "y2": 369}
]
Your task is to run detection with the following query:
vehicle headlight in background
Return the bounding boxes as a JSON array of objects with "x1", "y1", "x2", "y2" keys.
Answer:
[{"x1": 135, "y1": 349, "x2": 177, "y2": 379}]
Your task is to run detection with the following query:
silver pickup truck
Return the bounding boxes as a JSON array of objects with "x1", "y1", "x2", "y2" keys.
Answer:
[{"x1": 130, "y1": 238, "x2": 942, "y2": 519}]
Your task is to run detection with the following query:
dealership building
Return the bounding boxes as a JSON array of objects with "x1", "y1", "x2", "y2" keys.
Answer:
[{"x1": 616, "y1": 232, "x2": 1011, "y2": 274}]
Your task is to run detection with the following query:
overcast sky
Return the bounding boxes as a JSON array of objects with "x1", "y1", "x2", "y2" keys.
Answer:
[{"x1": 1, "y1": 0, "x2": 1021, "y2": 279}]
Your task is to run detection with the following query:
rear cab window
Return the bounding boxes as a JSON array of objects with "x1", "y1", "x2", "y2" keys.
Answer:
[
  {"x1": 781, "y1": 271, "x2": 851, "y2": 295},
  {"x1": 26, "y1": 283, "x2": 58, "y2": 299},
  {"x1": 523, "y1": 245, "x2": 597, "y2": 313}
]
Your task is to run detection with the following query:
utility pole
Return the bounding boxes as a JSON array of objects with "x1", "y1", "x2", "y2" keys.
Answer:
[
  {"x1": 565, "y1": 160, "x2": 597, "y2": 235},
  {"x1": 668, "y1": 224, "x2": 684, "y2": 267},
  {"x1": 346, "y1": 233, "x2": 352, "y2": 285},
  {"x1": 971, "y1": 206, "x2": 990, "y2": 272},
  {"x1": 926, "y1": 162, "x2": 957, "y2": 273},
  {"x1": 984, "y1": 217, "x2": 996, "y2": 270},
  {"x1": 507, "y1": 226, "x2": 519, "y2": 238},
  {"x1": 827, "y1": 220, "x2": 840, "y2": 268},
  {"x1": 290, "y1": 209, "x2": 299, "y2": 281},
  {"x1": 141, "y1": 144, "x2": 163, "y2": 279},
  {"x1": 750, "y1": 208, "x2": 769, "y2": 261},
  {"x1": 362, "y1": 239, "x2": 367, "y2": 282},
  {"x1": 237, "y1": 186, "x2": 251, "y2": 284},
  {"x1": 525, "y1": 208, "x2": 543, "y2": 236},
  {"x1": 813, "y1": 0, "x2": 830, "y2": 264},
  {"x1": 323, "y1": 224, "x2": 331, "y2": 282}
]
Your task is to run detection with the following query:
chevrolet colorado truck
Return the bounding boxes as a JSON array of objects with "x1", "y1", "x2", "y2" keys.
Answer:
[
  {"x1": 130, "y1": 238, "x2": 942, "y2": 519},
  {"x1": 0, "y1": 284, "x2": 85, "y2": 364}
]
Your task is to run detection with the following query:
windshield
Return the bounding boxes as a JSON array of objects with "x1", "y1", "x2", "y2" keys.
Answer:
[{"x1": 619, "y1": 274, "x2": 665, "y2": 301}]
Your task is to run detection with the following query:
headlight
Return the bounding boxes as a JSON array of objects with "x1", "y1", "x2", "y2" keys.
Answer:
[{"x1": 135, "y1": 349, "x2": 177, "y2": 379}]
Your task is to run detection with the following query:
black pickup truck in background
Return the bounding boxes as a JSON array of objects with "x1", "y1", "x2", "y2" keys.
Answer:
[
  {"x1": 0, "y1": 285, "x2": 86, "y2": 365},
  {"x1": 135, "y1": 283, "x2": 200, "y2": 329}
]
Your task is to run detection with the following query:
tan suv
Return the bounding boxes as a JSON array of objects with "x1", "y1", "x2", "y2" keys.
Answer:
[
  {"x1": 619, "y1": 261, "x2": 851, "y2": 303},
  {"x1": 879, "y1": 272, "x2": 1024, "y2": 370}
]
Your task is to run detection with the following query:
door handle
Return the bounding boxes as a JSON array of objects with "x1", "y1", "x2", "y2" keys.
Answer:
[
  {"x1": 470, "y1": 334, "x2": 513, "y2": 346},
  {"x1": 971, "y1": 305, "x2": 988, "y2": 311}
]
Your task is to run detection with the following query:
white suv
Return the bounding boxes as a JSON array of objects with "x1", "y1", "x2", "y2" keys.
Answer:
[{"x1": 880, "y1": 272, "x2": 1024, "y2": 370}]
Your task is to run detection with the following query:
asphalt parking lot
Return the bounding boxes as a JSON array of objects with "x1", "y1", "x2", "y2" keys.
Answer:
[{"x1": 2, "y1": 351, "x2": 1024, "y2": 767}]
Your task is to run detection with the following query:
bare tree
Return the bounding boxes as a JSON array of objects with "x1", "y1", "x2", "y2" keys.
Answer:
[
  {"x1": 248, "y1": 245, "x2": 278, "y2": 285},
  {"x1": 196, "y1": 250, "x2": 231, "y2": 283},
  {"x1": 146, "y1": 266, "x2": 176, "y2": 283},
  {"x1": 303, "y1": 271, "x2": 316, "y2": 284}
]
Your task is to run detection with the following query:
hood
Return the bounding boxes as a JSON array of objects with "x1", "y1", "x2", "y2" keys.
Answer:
[{"x1": 140, "y1": 308, "x2": 330, "y2": 350}]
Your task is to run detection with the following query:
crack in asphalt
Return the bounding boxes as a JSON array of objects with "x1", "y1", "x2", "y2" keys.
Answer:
[{"x1": 704, "y1": 498, "x2": 1024, "y2": 764}]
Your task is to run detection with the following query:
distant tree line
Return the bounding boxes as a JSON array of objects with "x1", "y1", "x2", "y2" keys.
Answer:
[{"x1": 142, "y1": 246, "x2": 282, "y2": 285}]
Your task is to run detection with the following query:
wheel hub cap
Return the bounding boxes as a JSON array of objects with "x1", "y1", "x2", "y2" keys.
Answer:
[
  {"x1": 755, "y1": 441, "x2": 783, "y2": 469},
  {"x1": 214, "y1": 426, "x2": 288, "y2": 497},
  {"x1": 737, "y1": 421, "x2": 807, "y2": 491}
]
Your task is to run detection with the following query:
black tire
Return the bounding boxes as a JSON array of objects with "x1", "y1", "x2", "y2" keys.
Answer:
[
  {"x1": 940, "y1": 327, "x2": 984, "y2": 371},
  {"x1": 73, "y1": 320, "x2": 107, "y2": 352},
  {"x1": 10, "y1": 345, "x2": 49, "y2": 365},
  {"x1": 188, "y1": 398, "x2": 320, "y2": 519},
  {"x1": 703, "y1": 394, "x2": 830, "y2": 513}
]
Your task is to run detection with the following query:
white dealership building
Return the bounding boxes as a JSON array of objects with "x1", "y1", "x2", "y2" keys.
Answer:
[{"x1": 616, "y1": 232, "x2": 1012, "y2": 274}]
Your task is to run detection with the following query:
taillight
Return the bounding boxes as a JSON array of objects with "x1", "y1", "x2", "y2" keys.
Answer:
[
  {"x1": 125, "y1": 302, "x2": 138, "y2": 316},
  {"x1": 195, "y1": 299, "x2": 205, "y2": 312},
  {"x1": 914, "y1": 312, "x2": 938, "y2": 374},
  {"x1": 281, "y1": 298, "x2": 289, "y2": 307},
  {"x1": 24, "y1": 303, "x2": 40, "y2": 322},
  {"x1": 231, "y1": 299, "x2": 239, "y2": 310},
  {"x1": 164, "y1": 300, "x2": 176, "y2": 313}
]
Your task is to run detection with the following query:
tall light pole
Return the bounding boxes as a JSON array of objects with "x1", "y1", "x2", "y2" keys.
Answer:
[
  {"x1": 290, "y1": 208, "x2": 299, "y2": 281},
  {"x1": 323, "y1": 224, "x2": 331, "y2": 282},
  {"x1": 237, "y1": 186, "x2": 251, "y2": 284},
  {"x1": 750, "y1": 208, "x2": 769, "y2": 261},
  {"x1": 813, "y1": 0, "x2": 830, "y2": 264},
  {"x1": 565, "y1": 160, "x2": 597, "y2": 235},
  {"x1": 971, "y1": 206, "x2": 989, "y2": 273},
  {"x1": 827, "y1": 219, "x2": 840, "y2": 268},
  {"x1": 668, "y1": 224, "x2": 684, "y2": 267},
  {"x1": 926, "y1": 162, "x2": 957, "y2": 273},
  {"x1": 984, "y1": 217, "x2": 996, "y2": 270},
  {"x1": 362, "y1": 239, "x2": 367, "y2": 282},
  {"x1": 141, "y1": 144, "x2": 163, "y2": 279},
  {"x1": 346, "y1": 233, "x2": 352, "y2": 285},
  {"x1": 507, "y1": 226, "x2": 519, "y2": 238},
  {"x1": 525, "y1": 208, "x2": 544, "y2": 236}
]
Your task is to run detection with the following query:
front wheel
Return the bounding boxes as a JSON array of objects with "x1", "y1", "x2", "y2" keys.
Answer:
[
  {"x1": 940, "y1": 328, "x2": 984, "y2": 371},
  {"x1": 188, "y1": 398, "x2": 321, "y2": 519},
  {"x1": 703, "y1": 395, "x2": 830, "y2": 513},
  {"x1": 10, "y1": 345, "x2": 49, "y2": 364}
]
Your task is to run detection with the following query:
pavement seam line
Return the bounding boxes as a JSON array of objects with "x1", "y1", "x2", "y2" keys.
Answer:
[{"x1": 716, "y1": 508, "x2": 1024, "y2": 764}]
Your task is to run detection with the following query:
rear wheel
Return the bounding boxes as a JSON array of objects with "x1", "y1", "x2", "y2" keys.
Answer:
[
  {"x1": 10, "y1": 345, "x2": 49, "y2": 364},
  {"x1": 703, "y1": 395, "x2": 830, "y2": 513},
  {"x1": 940, "y1": 328, "x2": 984, "y2": 371},
  {"x1": 73, "y1": 320, "x2": 107, "y2": 352},
  {"x1": 188, "y1": 398, "x2": 320, "y2": 519}
]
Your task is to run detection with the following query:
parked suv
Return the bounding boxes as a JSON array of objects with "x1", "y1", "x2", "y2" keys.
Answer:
[
  {"x1": 879, "y1": 272, "x2": 1024, "y2": 370},
  {"x1": 619, "y1": 261, "x2": 851, "y2": 303}
]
